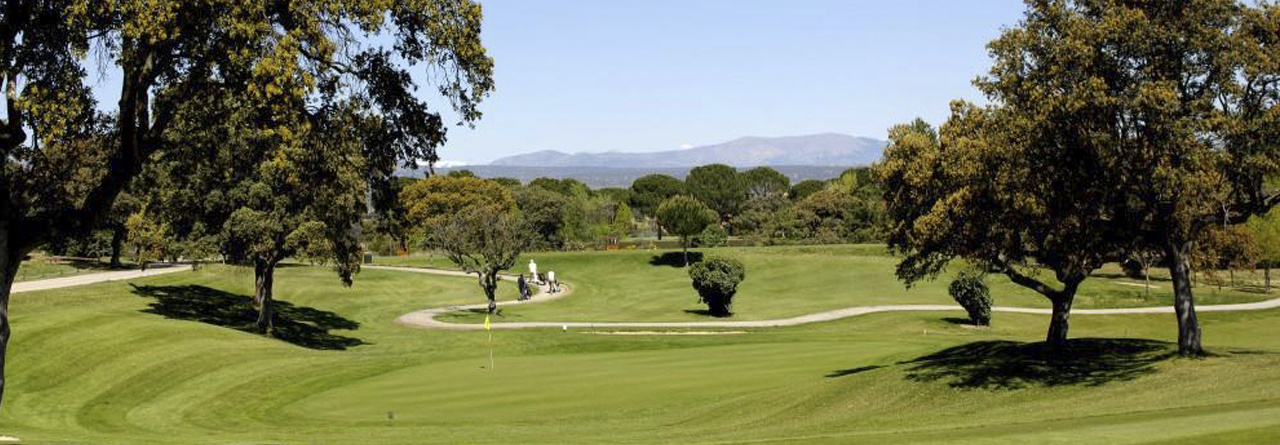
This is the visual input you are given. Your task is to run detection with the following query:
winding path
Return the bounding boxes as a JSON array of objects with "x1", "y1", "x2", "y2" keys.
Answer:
[
  {"x1": 377, "y1": 265, "x2": 1280, "y2": 331},
  {"x1": 12, "y1": 263, "x2": 192, "y2": 294}
]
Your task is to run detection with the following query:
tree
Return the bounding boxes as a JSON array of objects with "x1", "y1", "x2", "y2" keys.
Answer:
[
  {"x1": 735, "y1": 194, "x2": 792, "y2": 239},
  {"x1": 611, "y1": 202, "x2": 635, "y2": 238},
  {"x1": 698, "y1": 224, "x2": 728, "y2": 248},
  {"x1": 104, "y1": 193, "x2": 142, "y2": 267},
  {"x1": 425, "y1": 206, "x2": 532, "y2": 313},
  {"x1": 401, "y1": 176, "x2": 514, "y2": 231},
  {"x1": 742, "y1": 167, "x2": 790, "y2": 199},
  {"x1": 0, "y1": 0, "x2": 495, "y2": 406},
  {"x1": 793, "y1": 188, "x2": 880, "y2": 244},
  {"x1": 1248, "y1": 209, "x2": 1280, "y2": 292},
  {"x1": 596, "y1": 188, "x2": 635, "y2": 207},
  {"x1": 975, "y1": 0, "x2": 1280, "y2": 355},
  {"x1": 446, "y1": 169, "x2": 476, "y2": 178},
  {"x1": 831, "y1": 168, "x2": 860, "y2": 194},
  {"x1": 490, "y1": 177, "x2": 522, "y2": 188},
  {"x1": 688, "y1": 255, "x2": 746, "y2": 316},
  {"x1": 657, "y1": 196, "x2": 717, "y2": 266},
  {"x1": 880, "y1": 109, "x2": 1122, "y2": 347},
  {"x1": 1193, "y1": 225, "x2": 1261, "y2": 290},
  {"x1": 1123, "y1": 246, "x2": 1163, "y2": 297},
  {"x1": 125, "y1": 211, "x2": 171, "y2": 271},
  {"x1": 686, "y1": 164, "x2": 745, "y2": 225},
  {"x1": 789, "y1": 180, "x2": 826, "y2": 202},
  {"x1": 530, "y1": 177, "x2": 590, "y2": 199},
  {"x1": 629, "y1": 174, "x2": 685, "y2": 219},
  {"x1": 514, "y1": 186, "x2": 571, "y2": 250}
]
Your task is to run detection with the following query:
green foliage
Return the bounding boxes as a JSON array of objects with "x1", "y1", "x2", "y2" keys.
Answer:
[
  {"x1": 596, "y1": 188, "x2": 635, "y2": 206},
  {"x1": 611, "y1": 202, "x2": 636, "y2": 238},
  {"x1": 685, "y1": 164, "x2": 744, "y2": 221},
  {"x1": 446, "y1": 170, "x2": 476, "y2": 178},
  {"x1": 1248, "y1": 209, "x2": 1280, "y2": 268},
  {"x1": 687, "y1": 255, "x2": 746, "y2": 316},
  {"x1": 423, "y1": 206, "x2": 532, "y2": 304},
  {"x1": 629, "y1": 174, "x2": 685, "y2": 217},
  {"x1": 832, "y1": 168, "x2": 860, "y2": 193},
  {"x1": 698, "y1": 224, "x2": 728, "y2": 248},
  {"x1": 949, "y1": 270, "x2": 992, "y2": 326},
  {"x1": 530, "y1": 177, "x2": 591, "y2": 199},
  {"x1": 657, "y1": 196, "x2": 718, "y2": 261},
  {"x1": 1193, "y1": 226, "x2": 1261, "y2": 281},
  {"x1": 793, "y1": 188, "x2": 881, "y2": 244},
  {"x1": 789, "y1": 180, "x2": 826, "y2": 202},
  {"x1": 742, "y1": 167, "x2": 790, "y2": 199},
  {"x1": 735, "y1": 194, "x2": 792, "y2": 239},
  {"x1": 401, "y1": 175, "x2": 515, "y2": 232},
  {"x1": 971, "y1": 0, "x2": 1280, "y2": 352},
  {"x1": 491, "y1": 177, "x2": 522, "y2": 188},
  {"x1": 879, "y1": 112, "x2": 1120, "y2": 345},
  {"x1": 125, "y1": 212, "x2": 172, "y2": 268},
  {"x1": 514, "y1": 186, "x2": 572, "y2": 250}
]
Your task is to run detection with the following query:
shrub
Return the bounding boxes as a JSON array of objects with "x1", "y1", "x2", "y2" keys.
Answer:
[
  {"x1": 688, "y1": 256, "x2": 746, "y2": 316},
  {"x1": 698, "y1": 224, "x2": 728, "y2": 248},
  {"x1": 948, "y1": 270, "x2": 992, "y2": 326}
]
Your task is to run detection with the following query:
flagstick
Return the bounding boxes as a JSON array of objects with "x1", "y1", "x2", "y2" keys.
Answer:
[{"x1": 487, "y1": 329, "x2": 495, "y2": 371}]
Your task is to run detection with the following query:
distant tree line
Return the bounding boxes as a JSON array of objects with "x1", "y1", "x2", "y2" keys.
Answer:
[{"x1": 363, "y1": 164, "x2": 888, "y2": 255}]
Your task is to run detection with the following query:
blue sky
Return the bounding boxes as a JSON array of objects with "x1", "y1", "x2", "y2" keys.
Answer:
[{"x1": 86, "y1": 1, "x2": 1027, "y2": 164}]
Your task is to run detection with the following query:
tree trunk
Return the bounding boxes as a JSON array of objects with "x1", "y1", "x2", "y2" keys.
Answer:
[
  {"x1": 482, "y1": 271, "x2": 498, "y2": 313},
  {"x1": 254, "y1": 259, "x2": 276, "y2": 334},
  {"x1": 682, "y1": 239, "x2": 689, "y2": 267},
  {"x1": 1266, "y1": 266, "x2": 1271, "y2": 293},
  {"x1": 1046, "y1": 296, "x2": 1072, "y2": 347},
  {"x1": 0, "y1": 243, "x2": 20, "y2": 410},
  {"x1": 109, "y1": 228, "x2": 124, "y2": 268},
  {"x1": 1143, "y1": 264, "x2": 1151, "y2": 297},
  {"x1": 1167, "y1": 241, "x2": 1203, "y2": 356}
]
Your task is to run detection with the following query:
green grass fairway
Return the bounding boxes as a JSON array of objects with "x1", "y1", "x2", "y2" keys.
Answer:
[
  {"x1": 375, "y1": 245, "x2": 1273, "y2": 323},
  {"x1": 0, "y1": 246, "x2": 1278, "y2": 444}
]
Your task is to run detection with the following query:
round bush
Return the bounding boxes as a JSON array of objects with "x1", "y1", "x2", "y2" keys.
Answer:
[
  {"x1": 948, "y1": 270, "x2": 992, "y2": 326},
  {"x1": 688, "y1": 256, "x2": 746, "y2": 316},
  {"x1": 698, "y1": 224, "x2": 728, "y2": 248}
]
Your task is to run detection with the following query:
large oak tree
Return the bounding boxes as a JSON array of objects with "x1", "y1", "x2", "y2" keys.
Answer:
[
  {"x1": 880, "y1": 111, "x2": 1123, "y2": 347},
  {"x1": 977, "y1": 0, "x2": 1280, "y2": 355},
  {"x1": 1, "y1": 0, "x2": 493, "y2": 407}
]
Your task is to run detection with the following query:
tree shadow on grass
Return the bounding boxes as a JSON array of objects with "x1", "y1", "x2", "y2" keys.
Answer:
[
  {"x1": 130, "y1": 284, "x2": 366, "y2": 351},
  {"x1": 826, "y1": 365, "x2": 885, "y2": 378},
  {"x1": 902, "y1": 338, "x2": 1175, "y2": 390},
  {"x1": 683, "y1": 308, "x2": 733, "y2": 318},
  {"x1": 649, "y1": 252, "x2": 703, "y2": 268}
]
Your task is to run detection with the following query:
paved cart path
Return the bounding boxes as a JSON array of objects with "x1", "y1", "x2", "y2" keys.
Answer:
[
  {"x1": 375, "y1": 265, "x2": 1280, "y2": 331},
  {"x1": 12, "y1": 263, "x2": 192, "y2": 294}
]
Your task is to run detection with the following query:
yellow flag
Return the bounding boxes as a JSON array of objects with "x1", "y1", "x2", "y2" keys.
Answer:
[{"x1": 483, "y1": 314, "x2": 491, "y2": 331}]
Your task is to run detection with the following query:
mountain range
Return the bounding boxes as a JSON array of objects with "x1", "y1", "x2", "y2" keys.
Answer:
[{"x1": 488, "y1": 133, "x2": 885, "y2": 168}]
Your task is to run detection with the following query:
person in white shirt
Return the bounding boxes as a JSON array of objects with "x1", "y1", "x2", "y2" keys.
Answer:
[
  {"x1": 528, "y1": 259, "x2": 538, "y2": 283},
  {"x1": 548, "y1": 271, "x2": 557, "y2": 293}
]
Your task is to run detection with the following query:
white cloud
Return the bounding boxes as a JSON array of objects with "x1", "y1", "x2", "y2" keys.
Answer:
[{"x1": 679, "y1": 143, "x2": 693, "y2": 150}]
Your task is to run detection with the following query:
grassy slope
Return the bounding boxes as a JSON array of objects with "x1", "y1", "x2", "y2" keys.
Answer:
[
  {"x1": 375, "y1": 245, "x2": 1272, "y2": 323},
  {"x1": 0, "y1": 249, "x2": 1275, "y2": 443}
]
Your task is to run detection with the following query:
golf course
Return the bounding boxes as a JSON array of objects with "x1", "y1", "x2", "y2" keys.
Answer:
[{"x1": 2, "y1": 245, "x2": 1279, "y2": 444}]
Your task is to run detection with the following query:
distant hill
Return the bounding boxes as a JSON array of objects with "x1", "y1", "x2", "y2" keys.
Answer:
[
  {"x1": 399, "y1": 165, "x2": 855, "y2": 189},
  {"x1": 489, "y1": 133, "x2": 885, "y2": 168}
]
